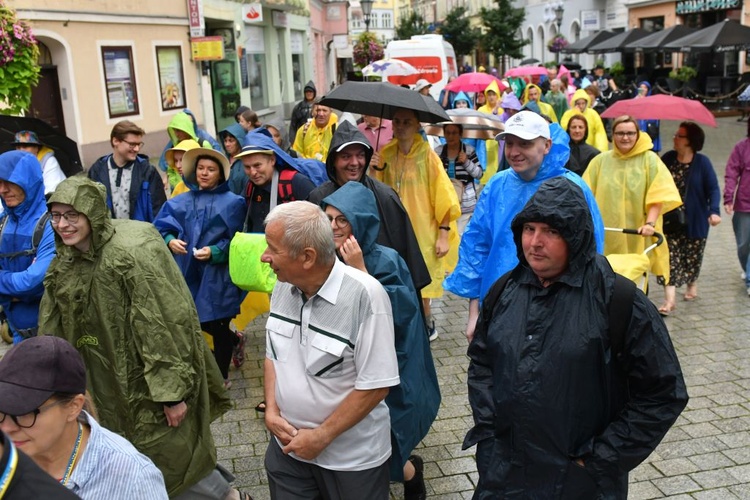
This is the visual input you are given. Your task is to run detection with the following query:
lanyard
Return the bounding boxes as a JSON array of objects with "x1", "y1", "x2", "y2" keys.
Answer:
[
  {"x1": 0, "y1": 439, "x2": 18, "y2": 498},
  {"x1": 59, "y1": 422, "x2": 83, "y2": 486}
]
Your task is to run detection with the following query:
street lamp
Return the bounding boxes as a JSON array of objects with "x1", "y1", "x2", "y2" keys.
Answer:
[
  {"x1": 554, "y1": 3, "x2": 564, "y2": 63},
  {"x1": 361, "y1": 0, "x2": 374, "y2": 32}
]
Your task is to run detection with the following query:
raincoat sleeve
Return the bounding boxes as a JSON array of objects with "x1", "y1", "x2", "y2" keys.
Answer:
[
  {"x1": 153, "y1": 199, "x2": 186, "y2": 241},
  {"x1": 0, "y1": 225, "x2": 55, "y2": 299},
  {"x1": 147, "y1": 166, "x2": 168, "y2": 220},
  {"x1": 588, "y1": 112, "x2": 609, "y2": 153},
  {"x1": 564, "y1": 171, "x2": 605, "y2": 254},
  {"x1": 723, "y1": 140, "x2": 746, "y2": 205},
  {"x1": 645, "y1": 153, "x2": 682, "y2": 215},
  {"x1": 585, "y1": 293, "x2": 688, "y2": 485}
]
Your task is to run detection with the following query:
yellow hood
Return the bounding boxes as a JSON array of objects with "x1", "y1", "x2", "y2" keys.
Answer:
[
  {"x1": 613, "y1": 130, "x2": 654, "y2": 159},
  {"x1": 484, "y1": 80, "x2": 501, "y2": 99},
  {"x1": 522, "y1": 83, "x2": 543, "y2": 104},
  {"x1": 571, "y1": 89, "x2": 591, "y2": 108}
]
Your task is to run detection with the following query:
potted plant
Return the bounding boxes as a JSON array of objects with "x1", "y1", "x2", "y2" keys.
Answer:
[
  {"x1": 668, "y1": 66, "x2": 697, "y2": 96},
  {"x1": 547, "y1": 35, "x2": 568, "y2": 54},
  {"x1": 353, "y1": 32, "x2": 384, "y2": 69},
  {"x1": 0, "y1": 0, "x2": 40, "y2": 115}
]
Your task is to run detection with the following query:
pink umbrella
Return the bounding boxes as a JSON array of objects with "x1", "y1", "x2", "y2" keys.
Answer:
[
  {"x1": 504, "y1": 66, "x2": 549, "y2": 78},
  {"x1": 601, "y1": 94, "x2": 717, "y2": 127},
  {"x1": 444, "y1": 72, "x2": 507, "y2": 93}
]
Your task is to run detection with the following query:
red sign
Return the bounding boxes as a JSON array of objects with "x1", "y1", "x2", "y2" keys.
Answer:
[
  {"x1": 187, "y1": 0, "x2": 204, "y2": 38},
  {"x1": 387, "y1": 56, "x2": 442, "y2": 85}
]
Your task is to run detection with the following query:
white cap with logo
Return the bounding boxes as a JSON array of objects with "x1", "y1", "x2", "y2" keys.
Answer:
[{"x1": 496, "y1": 111, "x2": 551, "y2": 141}]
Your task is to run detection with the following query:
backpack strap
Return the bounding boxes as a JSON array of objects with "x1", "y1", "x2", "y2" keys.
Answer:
[
  {"x1": 0, "y1": 212, "x2": 51, "y2": 260},
  {"x1": 608, "y1": 273, "x2": 637, "y2": 364},
  {"x1": 277, "y1": 169, "x2": 297, "y2": 203}
]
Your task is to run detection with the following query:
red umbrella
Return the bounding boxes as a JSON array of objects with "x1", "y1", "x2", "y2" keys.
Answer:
[
  {"x1": 600, "y1": 94, "x2": 717, "y2": 127},
  {"x1": 444, "y1": 72, "x2": 506, "y2": 93},
  {"x1": 504, "y1": 66, "x2": 548, "y2": 78}
]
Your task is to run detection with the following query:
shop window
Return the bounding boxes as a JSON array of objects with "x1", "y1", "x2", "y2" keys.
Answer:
[
  {"x1": 292, "y1": 54, "x2": 304, "y2": 101},
  {"x1": 101, "y1": 46, "x2": 139, "y2": 118},
  {"x1": 640, "y1": 16, "x2": 664, "y2": 32},
  {"x1": 246, "y1": 53, "x2": 269, "y2": 109},
  {"x1": 156, "y1": 46, "x2": 187, "y2": 111}
]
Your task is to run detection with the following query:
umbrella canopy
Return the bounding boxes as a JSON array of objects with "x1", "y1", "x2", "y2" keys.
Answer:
[
  {"x1": 559, "y1": 59, "x2": 582, "y2": 70},
  {"x1": 423, "y1": 108, "x2": 505, "y2": 140},
  {"x1": 600, "y1": 94, "x2": 717, "y2": 127},
  {"x1": 588, "y1": 28, "x2": 650, "y2": 53},
  {"x1": 505, "y1": 66, "x2": 548, "y2": 78},
  {"x1": 0, "y1": 115, "x2": 83, "y2": 176},
  {"x1": 318, "y1": 81, "x2": 450, "y2": 123},
  {"x1": 444, "y1": 72, "x2": 506, "y2": 93},
  {"x1": 362, "y1": 58, "x2": 419, "y2": 78},
  {"x1": 561, "y1": 31, "x2": 615, "y2": 54},
  {"x1": 520, "y1": 57, "x2": 540, "y2": 66},
  {"x1": 662, "y1": 19, "x2": 750, "y2": 53},
  {"x1": 624, "y1": 25, "x2": 697, "y2": 51}
]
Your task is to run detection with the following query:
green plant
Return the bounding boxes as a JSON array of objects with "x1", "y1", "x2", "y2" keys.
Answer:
[
  {"x1": 0, "y1": 0, "x2": 40, "y2": 115},
  {"x1": 669, "y1": 65, "x2": 697, "y2": 82},
  {"x1": 609, "y1": 61, "x2": 625, "y2": 76},
  {"x1": 353, "y1": 32, "x2": 384, "y2": 68}
]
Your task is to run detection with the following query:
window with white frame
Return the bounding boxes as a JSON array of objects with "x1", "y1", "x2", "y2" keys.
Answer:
[{"x1": 381, "y1": 12, "x2": 392, "y2": 28}]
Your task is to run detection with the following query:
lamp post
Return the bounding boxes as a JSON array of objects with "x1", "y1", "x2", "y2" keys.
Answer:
[
  {"x1": 554, "y1": 3, "x2": 564, "y2": 64},
  {"x1": 361, "y1": 0, "x2": 374, "y2": 32}
]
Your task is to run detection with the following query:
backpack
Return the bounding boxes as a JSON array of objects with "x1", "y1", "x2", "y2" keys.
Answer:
[
  {"x1": 0, "y1": 212, "x2": 52, "y2": 259},
  {"x1": 479, "y1": 271, "x2": 636, "y2": 364},
  {"x1": 277, "y1": 168, "x2": 298, "y2": 203}
]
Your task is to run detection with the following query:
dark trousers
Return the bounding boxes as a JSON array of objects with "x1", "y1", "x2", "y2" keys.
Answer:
[{"x1": 201, "y1": 317, "x2": 235, "y2": 379}]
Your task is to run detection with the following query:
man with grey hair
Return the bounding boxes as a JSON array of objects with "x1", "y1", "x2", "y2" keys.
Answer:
[{"x1": 261, "y1": 201, "x2": 400, "y2": 500}]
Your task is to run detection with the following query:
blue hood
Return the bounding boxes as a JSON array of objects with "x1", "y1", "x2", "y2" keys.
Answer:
[
  {"x1": 219, "y1": 123, "x2": 247, "y2": 156},
  {"x1": 453, "y1": 92, "x2": 473, "y2": 108},
  {"x1": 320, "y1": 181, "x2": 380, "y2": 255},
  {"x1": 0, "y1": 151, "x2": 45, "y2": 219},
  {"x1": 243, "y1": 130, "x2": 299, "y2": 172}
]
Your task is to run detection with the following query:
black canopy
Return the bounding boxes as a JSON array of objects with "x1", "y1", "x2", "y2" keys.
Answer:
[
  {"x1": 561, "y1": 31, "x2": 615, "y2": 54},
  {"x1": 624, "y1": 25, "x2": 697, "y2": 51},
  {"x1": 663, "y1": 19, "x2": 750, "y2": 53},
  {"x1": 0, "y1": 115, "x2": 83, "y2": 176},
  {"x1": 587, "y1": 28, "x2": 650, "y2": 53}
]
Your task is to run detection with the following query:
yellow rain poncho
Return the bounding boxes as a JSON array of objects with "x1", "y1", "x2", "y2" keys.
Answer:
[
  {"x1": 292, "y1": 113, "x2": 338, "y2": 161},
  {"x1": 166, "y1": 139, "x2": 200, "y2": 198},
  {"x1": 373, "y1": 134, "x2": 460, "y2": 298},
  {"x1": 476, "y1": 81, "x2": 501, "y2": 184},
  {"x1": 583, "y1": 132, "x2": 681, "y2": 282},
  {"x1": 477, "y1": 80, "x2": 502, "y2": 116},
  {"x1": 560, "y1": 89, "x2": 610, "y2": 153},
  {"x1": 521, "y1": 84, "x2": 558, "y2": 123}
]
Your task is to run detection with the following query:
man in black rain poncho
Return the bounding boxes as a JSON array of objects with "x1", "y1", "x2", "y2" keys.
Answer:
[
  {"x1": 308, "y1": 120, "x2": 430, "y2": 294},
  {"x1": 465, "y1": 176, "x2": 688, "y2": 499}
]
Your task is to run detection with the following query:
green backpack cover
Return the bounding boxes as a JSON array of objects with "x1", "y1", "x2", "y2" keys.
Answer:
[{"x1": 229, "y1": 232, "x2": 277, "y2": 293}]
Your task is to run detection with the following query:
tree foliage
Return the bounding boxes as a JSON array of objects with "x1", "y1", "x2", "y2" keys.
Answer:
[
  {"x1": 395, "y1": 11, "x2": 428, "y2": 40},
  {"x1": 0, "y1": 0, "x2": 40, "y2": 115},
  {"x1": 480, "y1": 0, "x2": 527, "y2": 62},
  {"x1": 438, "y1": 6, "x2": 480, "y2": 59}
]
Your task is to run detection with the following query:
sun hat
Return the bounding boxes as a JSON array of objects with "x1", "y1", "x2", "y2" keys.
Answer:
[
  {"x1": 496, "y1": 110, "x2": 551, "y2": 141},
  {"x1": 181, "y1": 148, "x2": 231, "y2": 186},
  {"x1": 234, "y1": 144, "x2": 276, "y2": 160},
  {"x1": 414, "y1": 79, "x2": 432, "y2": 92},
  {"x1": 0, "y1": 336, "x2": 86, "y2": 416},
  {"x1": 165, "y1": 139, "x2": 201, "y2": 168},
  {"x1": 12, "y1": 130, "x2": 43, "y2": 147}
]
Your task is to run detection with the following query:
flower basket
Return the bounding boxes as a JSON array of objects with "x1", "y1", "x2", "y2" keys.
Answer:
[
  {"x1": 353, "y1": 32, "x2": 384, "y2": 69},
  {"x1": 547, "y1": 35, "x2": 568, "y2": 54},
  {"x1": 0, "y1": 1, "x2": 40, "y2": 115}
]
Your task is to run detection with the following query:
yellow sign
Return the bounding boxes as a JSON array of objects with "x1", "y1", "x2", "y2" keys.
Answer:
[{"x1": 191, "y1": 36, "x2": 225, "y2": 61}]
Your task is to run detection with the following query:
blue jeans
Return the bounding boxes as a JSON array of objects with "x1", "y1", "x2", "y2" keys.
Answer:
[{"x1": 732, "y1": 212, "x2": 750, "y2": 287}]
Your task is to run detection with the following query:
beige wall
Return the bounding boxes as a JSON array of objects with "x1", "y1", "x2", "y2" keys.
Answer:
[
  {"x1": 628, "y1": 3, "x2": 678, "y2": 29},
  {"x1": 14, "y1": 0, "x2": 203, "y2": 166}
]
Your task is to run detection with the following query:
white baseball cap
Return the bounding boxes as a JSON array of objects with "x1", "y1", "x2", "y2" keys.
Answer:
[
  {"x1": 414, "y1": 79, "x2": 432, "y2": 92},
  {"x1": 496, "y1": 111, "x2": 551, "y2": 141}
]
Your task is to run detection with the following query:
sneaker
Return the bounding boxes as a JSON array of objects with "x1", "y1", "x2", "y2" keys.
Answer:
[
  {"x1": 428, "y1": 321, "x2": 438, "y2": 342},
  {"x1": 404, "y1": 455, "x2": 426, "y2": 500},
  {"x1": 223, "y1": 379, "x2": 232, "y2": 390},
  {"x1": 232, "y1": 332, "x2": 246, "y2": 368},
  {"x1": 747, "y1": 287, "x2": 750, "y2": 297},
  {"x1": 742, "y1": 271, "x2": 747, "y2": 280}
]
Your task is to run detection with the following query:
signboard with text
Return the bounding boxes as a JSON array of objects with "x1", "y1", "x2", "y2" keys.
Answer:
[
  {"x1": 187, "y1": 0, "x2": 204, "y2": 37},
  {"x1": 191, "y1": 36, "x2": 224, "y2": 61}
]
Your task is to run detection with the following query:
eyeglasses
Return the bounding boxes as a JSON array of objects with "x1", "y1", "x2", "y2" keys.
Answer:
[
  {"x1": 327, "y1": 215, "x2": 350, "y2": 229},
  {"x1": 0, "y1": 399, "x2": 70, "y2": 429},
  {"x1": 121, "y1": 139, "x2": 144, "y2": 149},
  {"x1": 49, "y1": 210, "x2": 81, "y2": 224},
  {"x1": 673, "y1": 134, "x2": 688, "y2": 139},
  {"x1": 613, "y1": 131, "x2": 637, "y2": 138}
]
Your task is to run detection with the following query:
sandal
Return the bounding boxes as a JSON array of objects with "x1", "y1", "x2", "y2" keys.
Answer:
[
  {"x1": 684, "y1": 283, "x2": 698, "y2": 301},
  {"x1": 658, "y1": 302, "x2": 676, "y2": 316},
  {"x1": 237, "y1": 490, "x2": 253, "y2": 500},
  {"x1": 255, "y1": 400, "x2": 266, "y2": 413}
]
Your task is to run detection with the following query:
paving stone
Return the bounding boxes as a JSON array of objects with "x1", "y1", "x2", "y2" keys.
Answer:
[
  {"x1": 652, "y1": 458, "x2": 700, "y2": 476},
  {"x1": 688, "y1": 452, "x2": 736, "y2": 470},
  {"x1": 689, "y1": 469, "x2": 742, "y2": 488},
  {"x1": 652, "y1": 475, "x2": 702, "y2": 496},
  {"x1": 691, "y1": 488, "x2": 740, "y2": 499},
  {"x1": 629, "y1": 481, "x2": 665, "y2": 499}
]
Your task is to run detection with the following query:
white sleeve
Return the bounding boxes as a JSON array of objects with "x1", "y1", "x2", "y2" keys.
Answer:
[
  {"x1": 42, "y1": 155, "x2": 67, "y2": 195},
  {"x1": 353, "y1": 281, "x2": 400, "y2": 391}
]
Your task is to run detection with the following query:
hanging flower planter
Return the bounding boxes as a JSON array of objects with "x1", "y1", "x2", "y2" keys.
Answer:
[
  {"x1": 547, "y1": 35, "x2": 568, "y2": 54},
  {"x1": 0, "y1": 0, "x2": 40, "y2": 115},
  {"x1": 353, "y1": 32, "x2": 384, "y2": 69}
]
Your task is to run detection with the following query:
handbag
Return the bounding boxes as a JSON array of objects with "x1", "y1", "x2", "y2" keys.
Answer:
[
  {"x1": 228, "y1": 232, "x2": 278, "y2": 293},
  {"x1": 662, "y1": 206, "x2": 686, "y2": 232}
]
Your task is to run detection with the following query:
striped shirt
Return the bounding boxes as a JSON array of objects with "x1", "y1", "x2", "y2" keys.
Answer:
[{"x1": 67, "y1": 411, "x2": 168, "y2": 499}]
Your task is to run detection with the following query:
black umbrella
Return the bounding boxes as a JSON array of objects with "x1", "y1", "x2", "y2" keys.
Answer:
[
  {"x1": 520, "y1": 57, "x2": 540, "y2": 66},
  {"x1": 624, "y1": 25, "x2": 697, "y2": 51},
  {"x1": 318, "y1": 81, "x2": 450, "y2": 124},
  {"x1": 559, "y1": 59, "x2": 582, "y2": 70},
  {"x1": 588, "y1": 28, "x2": 650, "y2": 53},
  {"x1": 662, "y1": 19, "x2": 750, "y2": 53},
  {"x1": 0, "y1": 116, "x2": 83, "y2": 176},
  {"x1": 561, "y1": 31, "x2": 615, "y2": 54}
]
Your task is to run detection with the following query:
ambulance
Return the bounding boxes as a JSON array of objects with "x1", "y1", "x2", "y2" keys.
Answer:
[{"x1": 384, "y1": 34, "x2": 458, "y2": 101}]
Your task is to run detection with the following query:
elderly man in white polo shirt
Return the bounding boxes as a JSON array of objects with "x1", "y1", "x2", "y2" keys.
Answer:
[{"x1": 261, "y1": 200, "x2": 399, "y2": 500}]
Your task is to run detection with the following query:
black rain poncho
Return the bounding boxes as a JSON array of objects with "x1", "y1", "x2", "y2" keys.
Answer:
[{"x1": 465, "y1": 177, "x2": 688, "y2": 499}]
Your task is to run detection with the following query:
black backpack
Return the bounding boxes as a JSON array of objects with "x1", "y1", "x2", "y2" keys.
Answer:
[{"x1": 0, "y1": 212, "x2": 52, "y2": 259}]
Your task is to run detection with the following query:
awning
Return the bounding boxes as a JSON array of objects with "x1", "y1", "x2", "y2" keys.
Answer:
[
  {"x1": 662, "y1": 19, "x2": 750, "y2": 53},
  {"x1": 587, "y1": 28, "x2": 650, "y2": 53},
  {"x1": 561, "y1": 31, "x2": 615, "y2": 54},
  {"x1": 624, "y1": 25, "x2": 697, "y2": 51}
]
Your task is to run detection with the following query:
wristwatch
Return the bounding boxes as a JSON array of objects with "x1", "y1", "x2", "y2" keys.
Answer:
[{"x1": 645, "y1": 221, "x2": 655, "y2": 227}]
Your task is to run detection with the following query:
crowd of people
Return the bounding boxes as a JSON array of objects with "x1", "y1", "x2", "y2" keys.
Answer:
[{"x1": 0, "y1": 58, "x2": 746, "y2": 499}]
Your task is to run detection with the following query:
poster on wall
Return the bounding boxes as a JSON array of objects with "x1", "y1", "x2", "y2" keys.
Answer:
[
  {"x1": 102, "y1": 47, "x2": 139, "y2": 117},
  {"x1": 156, "y1": 46, "x2": 187, "y2": 111}
]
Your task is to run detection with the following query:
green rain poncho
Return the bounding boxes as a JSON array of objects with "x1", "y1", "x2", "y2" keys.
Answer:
[{"x1": 39, "y1": 176, "x2": 231, "y2": 497}]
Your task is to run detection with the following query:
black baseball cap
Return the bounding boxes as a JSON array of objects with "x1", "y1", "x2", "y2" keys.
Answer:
[{"x1": 0, "y1": 336, "x2": 86, "y2": 415}]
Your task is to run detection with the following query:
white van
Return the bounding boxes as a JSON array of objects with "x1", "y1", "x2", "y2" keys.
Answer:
[{"x1": 384, "y1": 34, "x2": 458, "y2": 101}]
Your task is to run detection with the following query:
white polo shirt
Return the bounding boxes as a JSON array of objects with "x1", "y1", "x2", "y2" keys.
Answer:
[{"x1": 266, "y1": 259, "x2": 399, "y2": 471}]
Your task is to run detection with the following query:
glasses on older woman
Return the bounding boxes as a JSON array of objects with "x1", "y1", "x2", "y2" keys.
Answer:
[
  {"x1": 327, "y1": 215, "x2": 350, "y2": 229},
  {"x1": 0, "y1": 399, "x2": 69, "y2": 428}
]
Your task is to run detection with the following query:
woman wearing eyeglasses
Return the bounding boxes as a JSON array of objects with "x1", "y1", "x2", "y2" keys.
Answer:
[
  {"x1": 0, "y1": 336, "x2": 168, "y2": 498},
  {"x1": 583, "y1": 115, "x2": 681, "y2": 286}
]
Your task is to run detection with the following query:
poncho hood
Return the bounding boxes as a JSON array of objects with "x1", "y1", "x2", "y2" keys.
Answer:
[
  {"x1": 501, "y1": 92, "x2": 522, "y2": 111},
  {"x1": 613, "y1": 130, "x2": 654, "y2": 159},
  {"x1": 303, "y1": 80, "x2": 316, "y2": 98},
  {"x1": 324, "y1": 121, "x2": 373, "y2": 186},
  {"x1": 565, "y1": 112, "x2": 590, "y2": 142},
  {"x1": 47, "y1": 176, "x2": 114, "y2": 257},
  {"x1": 453, "y1": 91, "x2": 472, "y2": 108},
  {"x1": 484, "y1": 80, "x2": 502, "y2": 98},
  {"x1": 522, "y1": 83, "x2": 543, "y2": 104},
  {"x1": 167, "y1": 111, "x2": 200, "y2": 145},
  {"x1": 511, "y1": 176, "x2": 596, "y2": 277},
  {"x1": 244, "y1": 132, "x2": 300, "y2": 172},
  {"x1": 321, "y1": 181, "x2": 379, "y2": 254},
  {"x1": 0, "y1": 151, "x2": 45, "y2": 219},
  {"x1": 218, "y1": 123, "x2": 247, "y2": 156},
  {"x1": 264, "y1": 117, "x2": 291, "y2": 151},
  {"x1": 571, "y1": 89, "x2": 591, "y2": 107}
]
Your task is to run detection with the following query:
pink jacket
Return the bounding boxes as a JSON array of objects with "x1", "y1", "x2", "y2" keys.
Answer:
[{"x1": 725, "y1": 137, "x2": 750, "y2": 212}]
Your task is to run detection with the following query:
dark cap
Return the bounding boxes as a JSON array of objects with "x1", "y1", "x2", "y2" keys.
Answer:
[{"x1": 0, "y1": 336, "x2": 86, "y2": 415}]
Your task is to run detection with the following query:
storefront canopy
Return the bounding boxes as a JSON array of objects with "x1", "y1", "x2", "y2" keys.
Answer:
[
  {"x1": 561, "y1": 31, "x2": 615, "y2": 54},
  {"x1": 663, "y1": 19, "x2": 750, "y2": 53},
  {"x1": 624, "y1": 25, "x2": 697, "y2": 51},
  {"x1": 587, "y1": 28, "x2": 650, "y2": 54}
]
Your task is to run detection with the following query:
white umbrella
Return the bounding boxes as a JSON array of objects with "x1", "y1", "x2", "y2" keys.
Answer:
[{"x1": 362, "y1": 58, "x2": 419, "y2": 78}]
